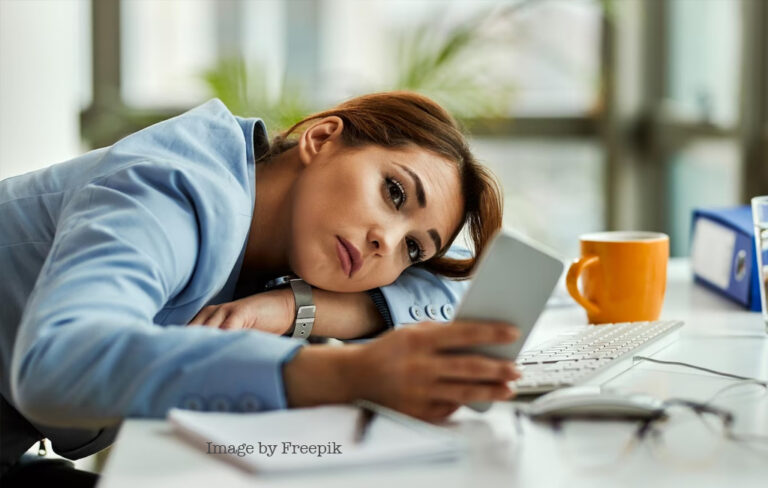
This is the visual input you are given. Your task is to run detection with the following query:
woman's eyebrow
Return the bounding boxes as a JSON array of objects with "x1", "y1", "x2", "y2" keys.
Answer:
[
  {"x1": 428, "y1": 229, "x2": 442, "y2": 256},
  {"x1": 392, "y1": 161, "x2": 442, "y2": 255},
  {"x1": 393, "y1": 162, "x2": 426, "y2": 208}
]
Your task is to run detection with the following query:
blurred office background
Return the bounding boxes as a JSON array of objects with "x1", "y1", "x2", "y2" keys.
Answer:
[{"x1": 1, "y1": 0, "x2": 767, "y2": 259}]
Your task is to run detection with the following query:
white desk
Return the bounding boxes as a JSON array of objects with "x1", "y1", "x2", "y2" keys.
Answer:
[{"x1": 98, "y1": 260, "x2": 768, "y2": 488}]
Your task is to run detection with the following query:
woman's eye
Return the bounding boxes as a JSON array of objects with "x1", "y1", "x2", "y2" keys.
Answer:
[
  {"x1": 406, "y1": 238, "x2": 425, "y2": 263},
  {"x1": 386, "y1": 177, "x2": 406, "y2": 209},
  {"x1": 384, "y1": 176, "x2": 422, "y2": 263}
]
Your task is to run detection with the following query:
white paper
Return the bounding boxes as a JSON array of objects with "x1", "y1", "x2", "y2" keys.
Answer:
[
  {"x1": 691, "y1": 218, "x2": 736, "y2": 289},
  {"x1": 168, "y1": 405, "x2": 465, "y2": 474}
]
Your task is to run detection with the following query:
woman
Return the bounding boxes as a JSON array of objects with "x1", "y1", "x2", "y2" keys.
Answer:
[{"x1": 0, "y1": 92, "x2": 521, "y2": 478}]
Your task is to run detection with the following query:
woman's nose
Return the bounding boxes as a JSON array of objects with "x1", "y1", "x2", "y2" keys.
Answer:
[{"x1": 368, "y1": 228, "x2": 398, "y2": 256}]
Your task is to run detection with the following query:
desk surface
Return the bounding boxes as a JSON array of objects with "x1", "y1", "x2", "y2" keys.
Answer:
[{"x1": 98, "y1": 260, "x2": 768, "y2": 488}]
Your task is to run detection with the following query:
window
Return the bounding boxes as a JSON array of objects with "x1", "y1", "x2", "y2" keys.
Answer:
[{"x1": 86, "y1": 0, "x2": 767, "y2": 258}]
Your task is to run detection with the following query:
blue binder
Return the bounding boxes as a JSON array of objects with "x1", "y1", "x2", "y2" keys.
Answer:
[{"x1": 690, "y1": 206, "x2": 762, "y2": 311}]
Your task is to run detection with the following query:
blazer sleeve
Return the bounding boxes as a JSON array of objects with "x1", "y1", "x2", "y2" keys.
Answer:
[
  {"x1": 375, "y1": 245, "x2": 473, "y2": 328},
  {"x1": 10, "y1": 161, "x2": 304, "y2": 429}
]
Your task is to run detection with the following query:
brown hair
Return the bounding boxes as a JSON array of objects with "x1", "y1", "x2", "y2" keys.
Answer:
[{"x1": 261, "y1": 91, "x2": 503, "y2": 280}]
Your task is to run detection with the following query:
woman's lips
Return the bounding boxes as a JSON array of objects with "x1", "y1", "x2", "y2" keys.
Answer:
[
  {"x1": 336, "y1": 238, "x2": 352, "y2": 277},
  {"x1": 336, "y1": 236, "x2": 362, "y2": 278}
]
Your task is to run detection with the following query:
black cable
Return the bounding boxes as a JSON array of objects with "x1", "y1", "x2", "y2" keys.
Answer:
[{"x1": 633, "y1": 355, "x2": 768, "y2": 385}]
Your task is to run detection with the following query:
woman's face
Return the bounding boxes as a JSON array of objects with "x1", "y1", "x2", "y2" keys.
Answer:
[{"x1": 288, "y1": 123, "x2": 464, "y2": 292}]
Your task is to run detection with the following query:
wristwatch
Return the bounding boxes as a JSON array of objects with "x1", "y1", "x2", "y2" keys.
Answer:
[{"x1": 263, "y1": 275, "x2": 316, "y2": 339}]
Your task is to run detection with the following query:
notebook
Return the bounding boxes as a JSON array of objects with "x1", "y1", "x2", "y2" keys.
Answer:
[{"x1": 168, "y1": 402, "x2": 466, "y2": 474}]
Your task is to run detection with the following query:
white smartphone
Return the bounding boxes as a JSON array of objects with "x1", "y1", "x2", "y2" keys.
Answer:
[{"x1": 451, "y1": 229, "x2": 564, "y2": 412}]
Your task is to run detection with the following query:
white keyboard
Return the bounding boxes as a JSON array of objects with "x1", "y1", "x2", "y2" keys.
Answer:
[{"x1": 513, "y1": 319, "x2": 683, "y2": 395}]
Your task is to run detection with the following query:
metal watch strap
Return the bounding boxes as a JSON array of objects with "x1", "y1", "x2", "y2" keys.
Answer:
[{"x1": 289, "y1": 279, "x2": 315, "y2": 339}]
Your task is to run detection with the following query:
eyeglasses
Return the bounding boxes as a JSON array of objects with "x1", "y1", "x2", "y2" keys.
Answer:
[{"x1": 510, "y1": 384, "x2": 768, "y2": 470}]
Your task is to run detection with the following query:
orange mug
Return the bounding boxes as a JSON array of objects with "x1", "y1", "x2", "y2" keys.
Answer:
[{"x1": 566, "y1": 232, "x2": 669, "y2": 324}]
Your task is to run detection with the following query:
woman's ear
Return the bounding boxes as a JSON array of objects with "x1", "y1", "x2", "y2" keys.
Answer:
[{"x1": 298, "y1": 116, "x2": 344, "y2": 166}]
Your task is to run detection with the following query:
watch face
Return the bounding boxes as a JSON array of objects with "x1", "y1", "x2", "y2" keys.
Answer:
[{"x1": 264, "y1": 274, "x2": 298, "y2": 290}]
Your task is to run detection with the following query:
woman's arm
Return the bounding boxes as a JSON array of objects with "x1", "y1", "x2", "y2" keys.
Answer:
[
  {"x1": 10, "y1": 161, "x2": 305, "y2": 428},
  {"x1": 312, "y1": 289, "x2": 387, "y2": 337},
  {"x1": 190, "y1": 287, "x2": 386, "y2": 339},
  {"x1": 190, "y1": 246, "x2": 472, "y2": 339}
]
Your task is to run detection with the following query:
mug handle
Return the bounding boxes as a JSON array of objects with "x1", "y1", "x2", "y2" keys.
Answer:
[{"x1": 566, "y1": 255, "x2": 601, "y2": 316}]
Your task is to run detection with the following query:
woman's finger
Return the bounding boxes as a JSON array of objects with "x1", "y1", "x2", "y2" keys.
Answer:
[
  {"x1": 427, "y1": 380, "x2": 515, "y2": 405},
  {"x1": 406, "y1": 401, "x2": 461, "y2": 422},
  {"x1": 205, "y1": 308, "x2": 230, "y2": 328},
  {"x1": 188, "y1": 308, "x2": 213, "y2": 326},
  {"x1": 220, "y1": 315, "x2": 245, "y2": 330},
  {"x1": 432, "y1": 355, "x2": 520, "y2": 382},
  {"x1": 429, "y1": 321, "x2": 519, "y2": 351},
  {"x1": 422, "y1": 402, "x2": 461, "y2": 422}
]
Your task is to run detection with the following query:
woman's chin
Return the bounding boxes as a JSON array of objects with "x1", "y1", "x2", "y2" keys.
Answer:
[
  {"x1": 291, "y1": 256, "x2": 394, "y2": 292},
  {"x1": 308, "y1": 279, "x2": 362, "y2": 293},
  {"x1": 293, "y1": 266, "x2": 346, "y2": 291},
  {"x1": 300, "y1": 273, "x2": 372, "y2": 293}
]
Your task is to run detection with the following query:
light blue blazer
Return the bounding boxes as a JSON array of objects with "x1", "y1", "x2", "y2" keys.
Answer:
[{"x1": 0, "y1": 99, "x2": 470, "y2": 466}]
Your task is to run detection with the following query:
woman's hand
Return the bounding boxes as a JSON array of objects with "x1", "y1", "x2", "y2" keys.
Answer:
[
  {"x1": 282, "y1": 320, "x2": 521, "y2": 421},
  {"x1": 188, "y1": 289, "x2": 295, "y2": 334}
]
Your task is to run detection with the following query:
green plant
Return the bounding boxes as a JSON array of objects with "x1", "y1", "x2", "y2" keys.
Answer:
[
  {"x1": 202, "y1": 58, "x2": 311, "y2": 134},
  {"x1": 202, "y1": 2, "x2": 535, "y2": 127},
  {"x1": 391, "y1": 9, "x2": 517, "y2": 120}
]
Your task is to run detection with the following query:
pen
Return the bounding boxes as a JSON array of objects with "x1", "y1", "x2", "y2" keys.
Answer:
[{"x1": 353, "y1": 402, "x2": 376, "y2": 444}]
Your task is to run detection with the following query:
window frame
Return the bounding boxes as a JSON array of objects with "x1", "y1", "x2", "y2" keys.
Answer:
[{"x1": 82, "y1": 0, "x2": 767, "y2": 241}]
